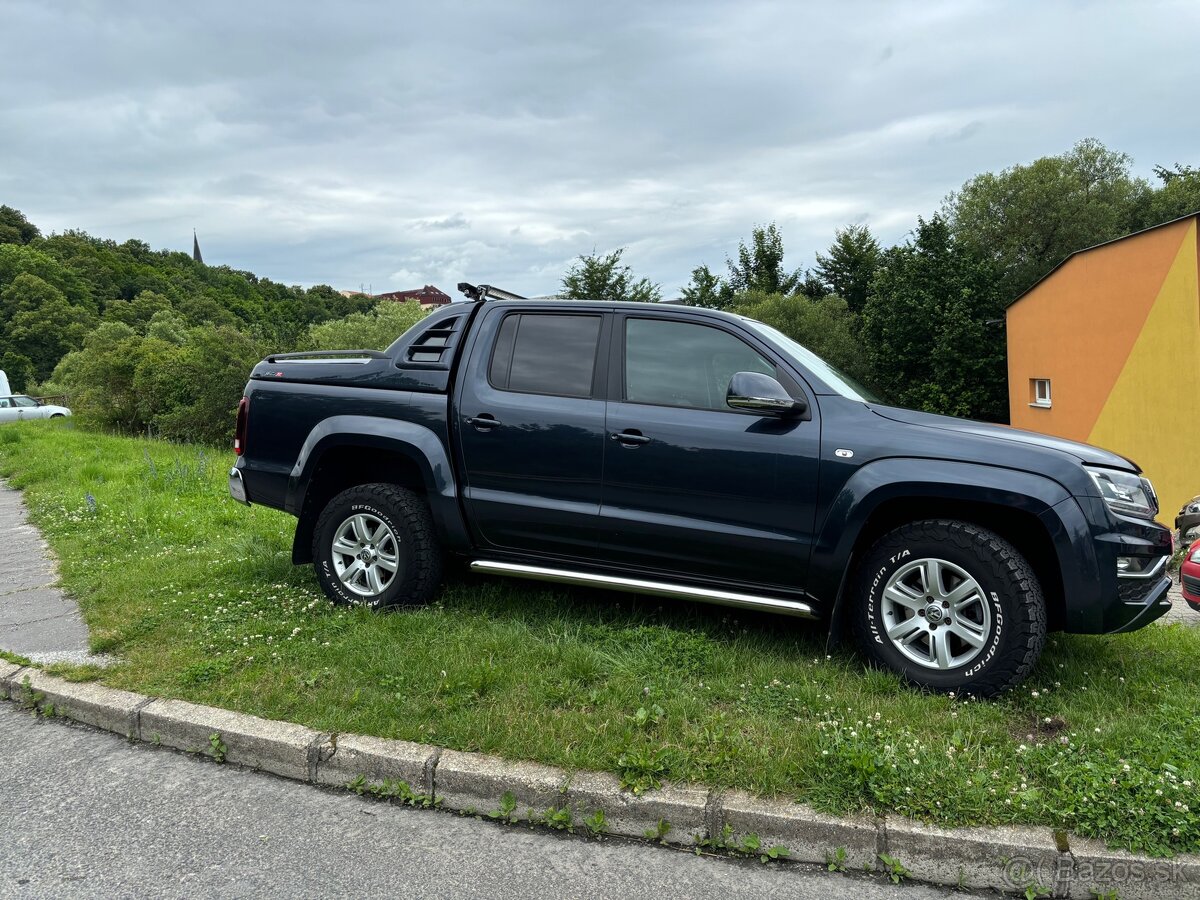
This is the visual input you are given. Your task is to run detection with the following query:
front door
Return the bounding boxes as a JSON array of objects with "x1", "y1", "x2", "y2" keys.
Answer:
[
  {"x1": 456, "y1": 308, "x2": 609, "y2": 558},
  {"x1": 597, "y1": 316, "x2": 821, "y2": 592}
]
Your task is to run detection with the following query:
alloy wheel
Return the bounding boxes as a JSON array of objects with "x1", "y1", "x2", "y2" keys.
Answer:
[{"x1": 879, "y1": 558, "x2": 991, "y2": 670}]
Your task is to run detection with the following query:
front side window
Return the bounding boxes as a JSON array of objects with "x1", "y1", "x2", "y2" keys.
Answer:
[
  {"x1": 488, "y1": 313, "x2": 602, "y2": 398},
  {"x1": 13, "y1": 396, "x2": 37, "y2": 408},
  {"x1": 624, "y1": 318, "x2": 777, "y2": 411}
]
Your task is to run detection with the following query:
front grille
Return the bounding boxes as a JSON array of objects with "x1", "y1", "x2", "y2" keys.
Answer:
[{"x1": 1182, "y1": 574, "x2": 1200, "y2": 596}]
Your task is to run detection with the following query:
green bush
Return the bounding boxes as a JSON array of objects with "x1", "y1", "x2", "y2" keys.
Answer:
[
  {"x1": 299, "y1": 300, "x2": 428, "y2": 351},
  {"x1": 729, "y1": 291, "x2": 874, "y2": 389}
]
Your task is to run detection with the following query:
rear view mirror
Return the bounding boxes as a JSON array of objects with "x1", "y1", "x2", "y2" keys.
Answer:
[{"x1": 726, "y1": 372, "x2": 807, "y2": 417}]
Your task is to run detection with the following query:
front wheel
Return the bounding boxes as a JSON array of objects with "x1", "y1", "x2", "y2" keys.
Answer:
[
  {"x1": 852, "y1": 519, "x2": 1046, "y2": 697},
  {"x1": 312, "y1": 483, "x2": 442, "y2": 609}
]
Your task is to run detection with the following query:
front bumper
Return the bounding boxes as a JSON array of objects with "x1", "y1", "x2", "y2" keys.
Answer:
[
  {"x1": 1068, "y1": 496, "x2": 1172, "y2": 633},
  {"x1": 229, "y1": 466, "x2": 250, "y2": 506},
  {"x1": 1105, "y1": 569, "x2": 1172, "y2": 633}
]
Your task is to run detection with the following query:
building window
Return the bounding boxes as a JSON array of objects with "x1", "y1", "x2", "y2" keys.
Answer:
[{"x1": 1030, "y1": 378, "x2": 1052, "y2": 408}]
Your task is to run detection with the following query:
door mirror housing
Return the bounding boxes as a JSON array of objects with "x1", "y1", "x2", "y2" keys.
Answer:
[{"x1": 726, "y1": 371, "x2": 807, "y2": 417}]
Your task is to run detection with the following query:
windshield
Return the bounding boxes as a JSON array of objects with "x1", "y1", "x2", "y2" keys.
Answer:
[{"x1": 742, "y1": 319, "x2": 880, "y2": 403}]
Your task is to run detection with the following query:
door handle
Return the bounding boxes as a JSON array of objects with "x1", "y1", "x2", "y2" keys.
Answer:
[
  {"x1": 610, "y1": 430, "x2": 650, "y2": 446},
  {"x1": 467, "y1": 415, "x2": 501, "y2": 430}
]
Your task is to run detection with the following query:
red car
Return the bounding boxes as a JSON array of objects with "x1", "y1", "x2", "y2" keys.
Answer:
[{"x1": 1182, "y1": 539, "x2": 1200, "y2": 612}]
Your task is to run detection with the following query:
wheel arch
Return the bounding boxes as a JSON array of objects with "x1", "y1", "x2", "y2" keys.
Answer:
[
  {"x1": 816, "y1": 459, "x2": 1089, "y2": 648},
  {"x1": 287, "y1": 416, "x2": 469, "y2": 564}
]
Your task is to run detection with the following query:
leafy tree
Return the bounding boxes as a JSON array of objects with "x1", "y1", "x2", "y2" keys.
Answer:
[
  {"x1": 861, "y1": 216, "x2": 1007, "y2": 421},
  {"x1": 813, "y1": 224, "x2": 882, "y2": 313},
  {"x1": 730, "y1": 291, "x2": 874, "y2": 388},
  {"x1": 679, "y1": 264, "x2": 729, "y2": 309},
  {"x1": 1, "y1": 273, "x2": 97, "y2": 381},
  {"x1": 1145, "y1": 163, "x2": 1200, "y2": 226},
  {"x1": 0, "y1": 243, "x2": 90, "y2": 308},
  {"x1": 945, "y1": 138, "x2": 1150, "y2": 299},
  {"x1": 561, "y1": 248, "x2": 661, "y2": 302},
  {"x1": 0, "y1": 352, "x2": 35, "y2": 393},
  {"x1": 103, "y1": 290, "x2": 173, "y2": 329},
  {"x1": 726, "y1": 223, "x2": 802, "y2": 296},
  {"x1": 300, "y1": 300, "x2": 428, "y2": 350},
  {"x1": 136, "y1": 325, "x2": 263, "y2": 443},
  {"x1": 1153, "y1": 163, "x2": 1199, "y2": 183},
  {"x1": 0, "y1": 206, "x2": 39, "y2": 245},
  {"x1": 55, "y1": 322, "x2": 145, "y2": 431}
]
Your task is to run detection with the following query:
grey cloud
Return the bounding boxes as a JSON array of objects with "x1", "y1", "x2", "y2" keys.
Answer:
[{"x1": 1, "y1": 0, "x2": 1198, "y2": 296}]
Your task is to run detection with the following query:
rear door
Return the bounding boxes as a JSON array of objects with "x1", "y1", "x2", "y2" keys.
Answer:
[
  {"x1": 456, "y1": 306, "x2": 610, "y2": 558},
  {"x1": 597, "y1": 314, "x2": 821, "y2": 591}
]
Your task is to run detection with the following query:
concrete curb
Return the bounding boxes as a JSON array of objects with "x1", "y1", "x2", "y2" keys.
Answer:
[{"x1": 3, "y1": 667, "x2": 1197, "y2": 898}]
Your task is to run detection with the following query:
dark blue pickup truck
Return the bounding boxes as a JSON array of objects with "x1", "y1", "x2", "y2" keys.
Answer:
[{"x1": 230, "y1": 284, "x2": 1173, "y2": 696}]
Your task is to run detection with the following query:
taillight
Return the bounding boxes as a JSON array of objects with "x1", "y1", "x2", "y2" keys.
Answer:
[{"x1": 234, "y1": 396, "x2": 249, "y2": 455}]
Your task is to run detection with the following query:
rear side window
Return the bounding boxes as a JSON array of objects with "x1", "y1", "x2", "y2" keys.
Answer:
[{"x1": 488, "y1": 313, "x2": 602, "y2": 398}]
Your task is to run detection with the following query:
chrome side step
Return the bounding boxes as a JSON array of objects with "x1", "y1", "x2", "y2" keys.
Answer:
[{"x1": 468, "y1": 560, "x2": 817, "y2": 620}]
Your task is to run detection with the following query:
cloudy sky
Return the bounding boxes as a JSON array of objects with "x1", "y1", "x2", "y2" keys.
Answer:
[{"x1": 2, "y1": 1, "x2": 1197, "y2": 297}]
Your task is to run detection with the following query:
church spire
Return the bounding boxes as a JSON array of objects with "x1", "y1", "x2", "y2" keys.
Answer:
[{"x1": 192, "y1": 229, "x2": 204, "y2": 264}]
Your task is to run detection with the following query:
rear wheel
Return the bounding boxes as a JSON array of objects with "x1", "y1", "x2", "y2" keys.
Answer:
[
  {"x1": 312, "y1": 483, "x2": 442, "y2": 609},
  {"x1": 852, "y1": 519, "x2": 1046, "y2": 697}
]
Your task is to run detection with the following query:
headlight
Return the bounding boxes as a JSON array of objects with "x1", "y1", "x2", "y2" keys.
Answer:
[
  {"x1": 1086, "y1": 467, "x2": 1158, "y2": 519},
  {"x1": 1190, "y1": 547, "x2": 1200, "y2": 563}
]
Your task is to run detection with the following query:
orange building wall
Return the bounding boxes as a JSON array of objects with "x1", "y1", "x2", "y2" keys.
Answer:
[{"x1": 1007, "y1": 216, "x2": 1200, "y2": 519}]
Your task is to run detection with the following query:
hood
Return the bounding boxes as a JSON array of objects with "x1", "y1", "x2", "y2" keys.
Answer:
[{"x1": 868, "y1": 405, "x2": 1138, "y2": 471}]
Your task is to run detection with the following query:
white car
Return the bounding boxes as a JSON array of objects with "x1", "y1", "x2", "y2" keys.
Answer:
[{"x1": 0, "y1": 395, "x2": 72, "y2": 422}]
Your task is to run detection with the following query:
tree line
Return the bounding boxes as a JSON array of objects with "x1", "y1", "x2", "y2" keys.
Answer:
[
  {"x1": 1, "y1": 138, "x2": 1197, "y2": 444},
  {"x1": 560, "y1": 139, "x2": 1200, "y2": 421},
  {"x1": 0, "y1": 212, "x2": 423, "y2": 442}
]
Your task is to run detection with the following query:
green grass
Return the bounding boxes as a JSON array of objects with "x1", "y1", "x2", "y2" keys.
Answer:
[{"x1": 2, "y1": 420, "x2": 1199, "y2": 856}]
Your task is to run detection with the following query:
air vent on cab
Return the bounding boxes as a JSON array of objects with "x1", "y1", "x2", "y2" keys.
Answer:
[{"x1": 405, "y1": 314, "x2": 464, "y2": 367}]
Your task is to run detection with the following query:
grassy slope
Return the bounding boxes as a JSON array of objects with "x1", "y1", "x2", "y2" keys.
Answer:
[{"x1": 1, "y1": 421, "x2": 1198, "y2": 856}]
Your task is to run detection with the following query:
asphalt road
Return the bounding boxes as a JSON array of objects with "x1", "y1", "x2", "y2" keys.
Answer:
[{"x1": 0, "y1": 704, "x2": 979, "y2": 900}]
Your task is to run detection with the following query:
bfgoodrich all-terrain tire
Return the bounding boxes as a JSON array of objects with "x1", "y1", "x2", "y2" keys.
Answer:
[
  {"x1": 852, "y1": 519, "x2": 1046, "y2": 697},
  {"x1": 312, "y1": 483, "x2": 442, "y2": 610}
]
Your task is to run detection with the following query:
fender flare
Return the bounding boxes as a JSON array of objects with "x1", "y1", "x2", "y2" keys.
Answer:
[
  {"x1": 814, "y1": 458, "x2": 1098, "y2": 642},
  {"x1": 287, "y1": 415, "x2": 470, "y2": 561}
]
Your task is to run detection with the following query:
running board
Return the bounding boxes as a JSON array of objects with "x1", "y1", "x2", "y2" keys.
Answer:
[{"x1": 468, "y1": 560, "x2": 817, "y2": 619}]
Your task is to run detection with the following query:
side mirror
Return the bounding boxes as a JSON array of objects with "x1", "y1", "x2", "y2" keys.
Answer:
[{"x1": 726, "y1": 372, "x2": 807, "y2": 417}]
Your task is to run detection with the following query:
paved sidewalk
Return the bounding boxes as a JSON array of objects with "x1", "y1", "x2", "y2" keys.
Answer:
[
  {"x1": 1163, "y1": 579, "x2": 1199, "y2": 626},
  {"x1": 0, "y1": 482, "x2": 111, "y2": 665}
]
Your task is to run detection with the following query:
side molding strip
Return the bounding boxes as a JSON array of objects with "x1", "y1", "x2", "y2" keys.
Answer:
[{"x1": 469, "y1": 560, "x2": 817, "y2": 620}]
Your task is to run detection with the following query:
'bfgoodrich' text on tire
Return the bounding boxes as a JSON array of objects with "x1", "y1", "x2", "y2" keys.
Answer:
[
  {"x1": 852, "y1": 519, "x2": 1046, "y2": 697},
  {"x1": 312, "y1": 483, "x2": 442, "y2": 610}
]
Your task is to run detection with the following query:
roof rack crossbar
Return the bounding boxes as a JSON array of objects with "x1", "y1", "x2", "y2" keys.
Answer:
[{"x1": 457, "y1": 282, "x2": 527, "y2": 303}]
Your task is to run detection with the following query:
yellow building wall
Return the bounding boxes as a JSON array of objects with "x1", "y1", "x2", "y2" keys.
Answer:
[
  {"x1": 1007, "y1": 217, "x2": 1200, "y2": 520},
  {"x1": 1087, "y1": 221, "x2": 1200, "y2": 520}
]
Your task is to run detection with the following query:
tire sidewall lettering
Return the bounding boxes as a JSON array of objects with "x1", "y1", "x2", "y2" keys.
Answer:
[
  {"x1": 865, "y1": 547, "x2": 1005, "y2": 679},
  {"x1": 319, "y1": 502, "x2": 407, "y2": 606}
]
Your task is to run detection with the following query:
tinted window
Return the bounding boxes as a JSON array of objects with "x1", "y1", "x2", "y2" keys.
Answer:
[
  {"x1": 488, "y1": 314, "x2": 601, "y2": 398},
  {"x1": 624, "y1": 319, "x2": 777, "y2": 410}
]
